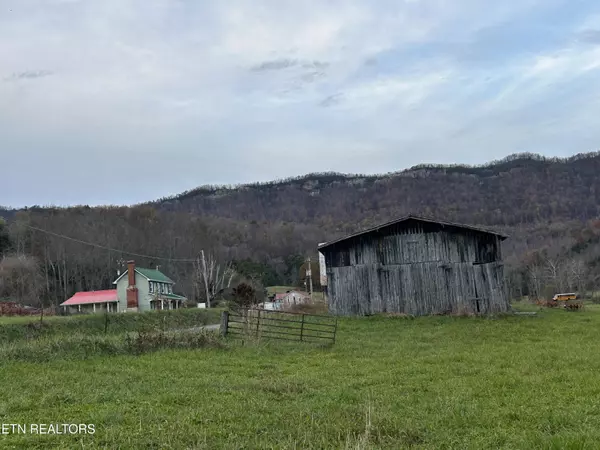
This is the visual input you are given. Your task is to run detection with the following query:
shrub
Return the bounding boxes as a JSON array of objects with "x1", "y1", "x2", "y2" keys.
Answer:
[
  {"x1": 231, "y1": 283, "x2": 258, "y2": 308},
  {"x1": 564, "y1": 301, "x2": 585, "y2": 311}
]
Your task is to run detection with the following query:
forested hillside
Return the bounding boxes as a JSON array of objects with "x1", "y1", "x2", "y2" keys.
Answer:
[
  {"x1": 152, "y1": 152, "x2": 600, "y2": 227},
  {"x1": 2, "y1": 151, "x2": 600, "y2": 307}
]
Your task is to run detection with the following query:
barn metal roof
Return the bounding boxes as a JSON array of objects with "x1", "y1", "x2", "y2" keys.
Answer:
[
  {"x1": 60, "y1": 289, "x2": 118, "y2": 306},
  {"x1": 317, "y1": 214, "x2": 508, "y2": 251}
]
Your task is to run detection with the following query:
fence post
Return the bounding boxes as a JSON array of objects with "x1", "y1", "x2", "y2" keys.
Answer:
[
  {"x1": 220, "y1": 311, "x2": 229, "y2": 337},
  {"x1": 332, "y1": 317, "x2": 338, "y2": 344},
  {"x1": 300, "y1": 314, "x2": 305, "y2": 341},
  {"x1": 256, "y1": 309, "x2": 261, "y2": 337},
  {"x1": 104, "y1": 307, "x2": 109, "y2": 334}
]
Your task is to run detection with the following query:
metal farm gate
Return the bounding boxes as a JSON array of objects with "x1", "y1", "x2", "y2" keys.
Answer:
[{"x1": 220, "y1": 308, "x2": 338, "y2": 344}]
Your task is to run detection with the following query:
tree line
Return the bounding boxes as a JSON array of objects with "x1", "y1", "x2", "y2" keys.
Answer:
[
  {"x1": 0, "y1": 209, "x2": 323, "y2": 308},
  {"x1": 3, "y1": 152, "x2": 600, "y2": 307}
]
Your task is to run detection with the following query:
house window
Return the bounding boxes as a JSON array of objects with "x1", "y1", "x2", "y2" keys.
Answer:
[
  {"x1": 168, "y1": 285, "x2": 173, "y2": 294},
  {"x1": 160, "y1": 283, "x2": 164, "y2": 293},
  {"x1": 149, "y1": 282, "x2": 154, "y2": 294}
]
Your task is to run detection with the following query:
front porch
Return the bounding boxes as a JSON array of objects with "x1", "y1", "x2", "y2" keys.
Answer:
[
  {"x1": 67, "y1": 301, "x2": 118, "y2": 314},
  {"x1": 150, "y1": 293, "x2": 186, "y2": 310}
]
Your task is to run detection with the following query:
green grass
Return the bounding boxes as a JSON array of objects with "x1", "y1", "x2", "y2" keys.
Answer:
[
  {"x1": 0, "y1": 315, "x2": 67, "y2": 325},
  {"x1": 0, "y1": 327, "x2": 225, "y2": 363},
  {"x1": 3, "y1": 305, "x2": 600, "y2": 448},
  {"x1": 0, "y1": 308, "x2": 222, "y2": 343}
]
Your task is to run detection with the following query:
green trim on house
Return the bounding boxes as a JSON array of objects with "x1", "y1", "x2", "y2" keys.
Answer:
[
  {"x1": 113, "y1": 267, "x2": 174, "y2": 285},
  {"x1": 154, "y1": 293, "x2": 187, "y2": 301}
]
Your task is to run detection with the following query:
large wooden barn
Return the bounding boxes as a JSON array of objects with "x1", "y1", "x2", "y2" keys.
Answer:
[{"x1": 318, "y1": 215, "x2": 509, "y2": 316}]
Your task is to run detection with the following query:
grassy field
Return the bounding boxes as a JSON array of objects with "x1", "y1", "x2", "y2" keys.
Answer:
[
  {"x1": 0, "y1": 308, "x2": 222, "y2": 343},
  {"x1": 0, "y1": 314, "x2": 67, "y2": 325},
  {"x1": 2, "y1": 304, "x2": 600, "y2": 448}
]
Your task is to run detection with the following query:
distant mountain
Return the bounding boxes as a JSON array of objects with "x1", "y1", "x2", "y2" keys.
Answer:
[{"x1": 151, "y1": 151, "x2": 600, "y2": 229}]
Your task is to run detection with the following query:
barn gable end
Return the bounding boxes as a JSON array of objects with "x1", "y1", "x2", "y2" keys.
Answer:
[{"x1": 319, "y1": 215, "x2": 509, "y2": 316}]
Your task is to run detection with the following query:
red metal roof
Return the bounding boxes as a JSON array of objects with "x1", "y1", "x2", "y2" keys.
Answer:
[{"x1": 60, "y1": 290, "x2": 118, "y2": 306}]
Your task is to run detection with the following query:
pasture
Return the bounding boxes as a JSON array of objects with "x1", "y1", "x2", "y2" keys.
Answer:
[
  {"x1": 2, "y1": 304, "x2": 600, "y2": 448},
  {"x1": 0, "y1": 308, "x2": 221, "y2": 344}
]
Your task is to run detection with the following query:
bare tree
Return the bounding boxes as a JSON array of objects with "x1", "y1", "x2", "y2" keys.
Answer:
[
  {"x1": 565, "y1": 258, "x2": 587, "y2": 293},
  {"x1": 0, "y1": 218, "x2": 10, "y2": 256},
  {"x1": 527, "y1": 264, "x2": 544, "y2": 301},
  {"x1": 195, "y1": 250, "x2": 236, "y2": 308},
  {"x1": 0, "y1": 255, "x2": 44, "y2": 306},
  {"x1": 505, "y1": 267, "x2": 524, "y2": 301},
  {"x1": 544, "y1": 257, "x2": 565, "y2": 293}
]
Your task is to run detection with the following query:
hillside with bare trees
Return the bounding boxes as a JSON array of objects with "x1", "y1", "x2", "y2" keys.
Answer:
[
  {"x1": 151, "y1": 152, "x2": 600, "y2": 227},
  {"x1": 2, "y1": 152, "x2": 600, "y2": 307}
]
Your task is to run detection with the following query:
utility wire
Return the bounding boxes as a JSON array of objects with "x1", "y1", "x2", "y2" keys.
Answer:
[{"x1": 21, "y1": 224, "x2": 198, "y2": 262}]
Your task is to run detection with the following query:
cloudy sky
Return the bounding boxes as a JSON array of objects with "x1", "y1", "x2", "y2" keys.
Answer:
[{"x1": 2, "y1": 0, "x2": 600, "y2": 207}]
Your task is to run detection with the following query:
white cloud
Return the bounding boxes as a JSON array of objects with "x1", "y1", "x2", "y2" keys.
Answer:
[
  {"x1": 482, "y1": 43, "x2": 600, "y2": 112},
  {"x1": 1, "y1": 0, "x2": 600, "y2": 206}
]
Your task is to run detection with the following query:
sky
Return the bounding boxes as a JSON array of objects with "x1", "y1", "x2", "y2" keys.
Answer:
[{"x1": 1, "y1": 0, "x2": 600, "y2": 207}]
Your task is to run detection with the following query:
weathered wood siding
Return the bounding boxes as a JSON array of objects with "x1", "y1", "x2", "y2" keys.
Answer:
[{"x1": 323, "y1": 219, "x2": 508, "y2": 316}]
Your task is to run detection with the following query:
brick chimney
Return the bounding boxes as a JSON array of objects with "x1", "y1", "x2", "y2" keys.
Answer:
[{"x1": 126, "y1": 260, "x2": 138, "y2": 308}]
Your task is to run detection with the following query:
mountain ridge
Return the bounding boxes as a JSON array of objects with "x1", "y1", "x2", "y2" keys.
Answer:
[
  {"x1": 3, "y1": 151, "x2": 599, "y2": 215},
  {"x1": 150, "y1": 151, "x2": 600, "y2": 230},
  {"x1": 149, "y1": 151, "x2": 600, "y2": 203}
]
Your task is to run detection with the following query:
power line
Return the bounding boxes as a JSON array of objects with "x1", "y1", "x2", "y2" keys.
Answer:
[{"x1": 21, "y1": 224, "x2": 198, "y2": 263}]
